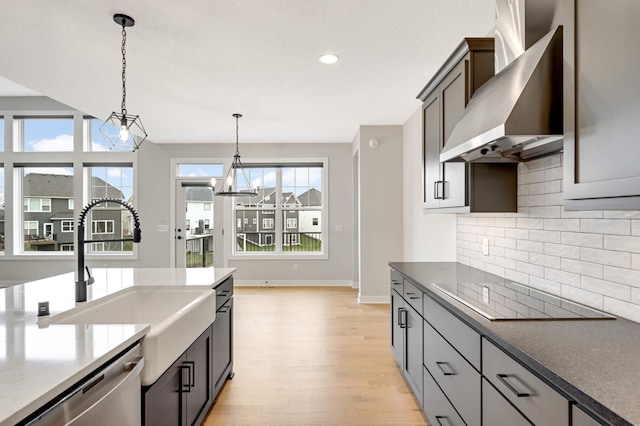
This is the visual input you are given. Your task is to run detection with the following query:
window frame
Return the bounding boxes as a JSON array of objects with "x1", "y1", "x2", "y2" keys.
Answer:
[
  {"x1": 0, "y1": 112, "x2": 138, "y2": 259},
  {"x1": 230, "y1": 159, "x2": 328, "y2": 259}
]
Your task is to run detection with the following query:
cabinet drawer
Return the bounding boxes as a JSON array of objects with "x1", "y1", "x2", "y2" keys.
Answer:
[
  {"x1": 403, "y1": 281, "x2": 423, "y2": 315},
  {"x1": 423, "y1": 295, "x2": 480, "y2": 370},
  {"x1": 482, "y1": 378, "x2": 532, "y2": 426},
  {"x1": 214, "y1": 277, "x2": 233, "y2": 310},
  {"x1": 482, "y1": 338, "x2": 570, "y2": 426},
  {"x1": 424, "y1": 321, "x2": 480, "y2": 426},
  {"x1": 390, "y1": 269, "x2": 404, "y2": 294},
  {"x1": 423, "y1": 366, "x2": 465, "y2": 426},
  {"x1": 572, "y1": 405, "x2": 605, "y2": 426}
]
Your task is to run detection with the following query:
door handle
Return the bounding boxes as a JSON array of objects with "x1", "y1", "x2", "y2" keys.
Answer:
[
  {"x1": 180, "y1": 363, "x2": 192, "y2": 392},
  {"x1": 185, "y1": 361, "x2": 196, "y2": 388},
  {"x1": 496, "y1": 374, "x2": 531, "y2": 397}
]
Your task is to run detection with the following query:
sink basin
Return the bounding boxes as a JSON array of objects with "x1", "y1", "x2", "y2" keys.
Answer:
[{"x1": 48, "y1": 286, "x2": 216, "y2": 385}]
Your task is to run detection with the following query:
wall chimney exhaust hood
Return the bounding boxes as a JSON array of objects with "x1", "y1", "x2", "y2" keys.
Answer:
[{"x1": 440, "y1": 1, "x2": 563, "y2": 163}]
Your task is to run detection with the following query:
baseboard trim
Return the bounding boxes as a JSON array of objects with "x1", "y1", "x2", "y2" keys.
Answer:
[
  {"x1": 352, "y1": 281, "x2": 359, "y2": 289},
  {"x1": 358, "y1": 295, "x2": 390, "y2": 304},
  {"x1": 234, "y1": 280, "x2": 353, "y2": 287}
]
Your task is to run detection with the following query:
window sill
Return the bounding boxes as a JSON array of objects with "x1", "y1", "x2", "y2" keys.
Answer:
[{"x1": 228, "y1": 253, "x2": 328, "y2": 261}]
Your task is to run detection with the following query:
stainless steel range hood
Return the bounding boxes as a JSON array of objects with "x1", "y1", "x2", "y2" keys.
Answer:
[{"x1": 440, "y1": 2, "x2": 563, "y2": 163}]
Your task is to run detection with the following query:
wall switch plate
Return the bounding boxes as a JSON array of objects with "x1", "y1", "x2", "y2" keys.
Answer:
[
  {"x1": 157, "y1": 224, "x2": 169, "y2": 232},
  {"x1": 482, "y1": 238, "x2": 489, "y2": 256},
  {"x1": 483, "y1": 286, "x2": 490, "y2": 304}
]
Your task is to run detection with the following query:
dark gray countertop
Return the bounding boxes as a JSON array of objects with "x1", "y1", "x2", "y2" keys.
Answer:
[{"x1": 389, "y1": 262, "x2": 640, "y2": 426}]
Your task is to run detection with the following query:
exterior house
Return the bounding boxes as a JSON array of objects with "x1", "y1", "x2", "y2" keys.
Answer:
[
  {"x1": 185, "y1": 187, "x2": 214, "y2": 238},
  {"x1": 23, "y1": 173, "x2": 127, "y2": 252},
  {"x1": 235, "y1": 187, "x2": 322, "y2": 250}
]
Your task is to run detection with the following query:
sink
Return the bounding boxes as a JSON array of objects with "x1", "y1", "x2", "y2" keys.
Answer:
[{"x1": 47, "y1": 286, "x2": 216, "y2": 385}]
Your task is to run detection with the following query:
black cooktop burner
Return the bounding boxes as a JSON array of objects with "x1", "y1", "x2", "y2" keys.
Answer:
[{"x1": 431, "y1": 281, "x2": 615, "y2": 321}]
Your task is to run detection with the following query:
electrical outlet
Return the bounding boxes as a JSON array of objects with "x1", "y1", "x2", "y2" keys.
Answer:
[
  {"x1": 293, "y1": 263, "x2": 299, "y2": 271},
  {"x1": 482, "y1": 238, "x2": 489, "y2": 256},
  {"x1": 483, "y1": 286, "x2": 490, "y2": 304}
]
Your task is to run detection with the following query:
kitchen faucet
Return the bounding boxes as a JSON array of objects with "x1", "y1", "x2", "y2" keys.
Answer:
[{"x1": 76, "y1": 198, "x2": 141, "y2": 302}]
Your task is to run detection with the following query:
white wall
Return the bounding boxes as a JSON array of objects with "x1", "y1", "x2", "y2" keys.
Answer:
[
  {"x1": 457, "y1": 153, "x2": 640, "y2": 323},
  {"x1": 355, "y1": 125, "x2": 404, "y2": 303},
  {"x1": 402, "y1": 108, "x2": 457, "y2": 261}
]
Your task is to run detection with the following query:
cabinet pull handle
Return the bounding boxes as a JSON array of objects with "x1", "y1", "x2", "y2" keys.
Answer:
[
  {"x1": 435, "y1": 415, "x2": 452, "y2": 426},
  {"x1": 440, "y1": 180, "x2": 446, "y2": 200},
  {"x1": 392, "y1": 280, "x2": 401, "y2": 285},
  {"x1": 436, "y1": 361, "x2": 456, "y2": 376},
  {"x1": 186, "y1": 361, "x2": 196, "y2": 388},
  {"x1": 180, "y1": 364, "x2": 191, "y2": 393},
  {"x1": 409, "y1": 296, "x2": 420, "y2": 300},
  {"x1": 496, "y1": 374, "x2": 531, "y2": 397},
  {"x1": 398, "y1": 308, "x2": 407, "y2": 328},
  {"x1": 405, "y1": 292, "x2": 415, "y2": 295},
  {"x1": 433, "y1": 181, "x2": 438, "y2": 200}
]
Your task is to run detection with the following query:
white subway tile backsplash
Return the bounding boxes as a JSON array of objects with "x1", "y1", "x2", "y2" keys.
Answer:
[
  {"x1": 517, "y1": 240, "x2": 545, "y2": 254},
  {"x1": 581, "y1": 276, "x2": 631, "y2": 302},
  {"x1": 545, "y1": 267, "x2": 581, "y2": 288},
  {"x1": 603, "y1": 235, "x2": 640, "y2": 254},
  {"x1": 580, "y1": 219, "x2": 631, "y2": 235},
  {"x1": 456, "y1": 153, "x2": 640, "y2": 322},
  {"x1": 561, "y1": 232, "x2": 603, "y2": 249},
  {"x1": 544, "y1": 243, "x2": 581, "y2": 260},
  {"x1": 530, "y1": 229, "x2": 562, "y2": 243},
  {"x1": 581, "y1": 247, "x2": 631, "y2": 268},
  {"x1": 561, "y1": 258, "x2": 603, "y2": 279},
  {"x1": 544, "y1": 219, "x2": 580, "y2": 232},
  {"x1": 517, "y1": 218, "x2": 544, "y2": 229},
  {"x1": 603, "y1": 266, "x2": 640, "y2": 288}
]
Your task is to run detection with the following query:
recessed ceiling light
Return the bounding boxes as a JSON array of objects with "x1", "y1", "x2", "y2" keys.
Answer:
[{"x1": 319, "y1": 53, "x2": 339, "y2": 64}]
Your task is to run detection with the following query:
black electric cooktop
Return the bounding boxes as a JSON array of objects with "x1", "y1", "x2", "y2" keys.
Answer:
[{"x1": 431, "y1": 281, "x2": 616, "y2": 321}]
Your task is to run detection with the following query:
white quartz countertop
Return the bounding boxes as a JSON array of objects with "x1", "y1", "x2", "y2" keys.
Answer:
[{"x1": 0, "y1": 267, "x2": 235, "y2": 425}]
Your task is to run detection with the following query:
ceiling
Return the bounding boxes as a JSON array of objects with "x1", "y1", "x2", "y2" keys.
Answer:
[{"x1": 0, "y1": 1, "x2": 495, "y2": 144}]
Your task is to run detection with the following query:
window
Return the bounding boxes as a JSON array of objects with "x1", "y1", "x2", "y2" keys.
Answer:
[
  {"x1": 43, "y1": 223, "x2": 53, "y2": 238},
  {"x1": 19, "y1": 118, "x2": 74, "y2": 152},
  {"x1": 0, "y1": 165, "x2": 4, "y2": 254},
  {"x1": 20, "y1": 166, "x2": 73, "y2": 253},
  {"x1": 61, "y1": 221, "x2": 74, "y2": 232},
  {"x1": 186, "y1": 220, "x2": 191, "y2": 231},
  {"x1": 0, "y1": 118, "x2": 4, "y2": 152},
  {"x1": 236, "y1": 218, "x2": 241, "y2": 228},
  {"x1": 60, "y1": 244, "x2": 73, "y2": 252},
  {"x1": 234, "y1": 164, "x2": 324, "y2": 255},
  {"x1": 252, "y1": 218, "x2": 257, "y2": 225},
  {"x1": 204, "y1": 219, "x2": 210, "y2": 230},
  {"x1": 204, "y1": 203, "x2": 211, "y2": 211},
  {"x1": 68, "y1": 199, "x2": 74, "y2": 210},
  {"x1": 92, "y1": 220, "x2": 114, "y2": 234},
  {"x1": 177, "y1": 163, "x2": 224, "y2": 177},
  {"x1": 24, "y1": 198, "x2": 51, "y2": 212}
]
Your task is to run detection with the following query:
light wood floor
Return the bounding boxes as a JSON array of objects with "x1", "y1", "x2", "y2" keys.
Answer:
[{"x1": 204, "y1": 286, "x2": 427, "y2": 426}]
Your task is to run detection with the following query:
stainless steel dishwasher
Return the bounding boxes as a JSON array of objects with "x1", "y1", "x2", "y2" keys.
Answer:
[{"x1": 23, "y1": 343, "x2": 144, "y2": 426}]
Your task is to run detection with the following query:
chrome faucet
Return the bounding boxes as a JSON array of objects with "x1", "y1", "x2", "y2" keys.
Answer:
[{"x1": 76, "y1": 198, "x2": 141, "y2": 302}]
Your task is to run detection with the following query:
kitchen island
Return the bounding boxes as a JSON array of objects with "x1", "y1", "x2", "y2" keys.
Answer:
[
  {"x1": 0, "y1": 267, "x2": 235, "y2": 425},
  {"x1": 391, "y1": 262, "x2": 640, "y2": 426}
]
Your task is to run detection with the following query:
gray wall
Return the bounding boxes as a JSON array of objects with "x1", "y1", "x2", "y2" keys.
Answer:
[{"x1": 355, "y1": 125, "x2": 404, "y2": 302}]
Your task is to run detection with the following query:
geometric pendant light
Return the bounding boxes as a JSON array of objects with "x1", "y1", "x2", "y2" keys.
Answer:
[{"x1": 99, "y1": 14, "x2": 147, "y2": 151}]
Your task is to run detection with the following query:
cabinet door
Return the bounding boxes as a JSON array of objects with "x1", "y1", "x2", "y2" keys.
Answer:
[
  {"x1": 423, "y1": 367, "x2": 466, "y2": 426},
  {"x1": 564, "y1": 0, "x2": 640, "y2": 209},
  {"x1": 482, "y1": 378, "x2": 533, "y2": 426},
  {"x1": 404, "y1": 304, "x2": 423, "y2": 402},
  {"x1": 423, "y1": 92, "x2": 443, "y2": 209},
  {"x1": 143, "y1": 354, "x2": 187, "y2": 426},
  {"x1": 573, "y1": 405, "x2": 605, "y2": 426},
  {"x1": 212, "y1": 300, "x2": 233, "y2": 396},
  {"x1": 390, "y1": 290, "x2": 405, "y2": 366},
  {"x1": 185, "y1": 327, "x2": 213, "y2": 426}
]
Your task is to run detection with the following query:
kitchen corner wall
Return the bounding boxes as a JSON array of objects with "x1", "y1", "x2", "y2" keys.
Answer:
[{"x1": 457, "y1": 153, "x2": 640, "y2": 323}]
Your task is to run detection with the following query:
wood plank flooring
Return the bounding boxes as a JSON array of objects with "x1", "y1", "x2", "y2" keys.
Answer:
[{"x1": 204, "y1": 286, "x2": 427, "y2": 426}]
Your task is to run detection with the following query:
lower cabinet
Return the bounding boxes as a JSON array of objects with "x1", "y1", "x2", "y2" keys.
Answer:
[
  {"x1": 404, "y1": 303, "x2": 423, "y2": 401},
  {"x1": 482, "y1": 377, "x2": 533, "y2": 425},
  {"x1": 143, "y1": 325, "x2": 213, "y2": 426},
  {"x1": 390, "y1": 289, "x2": 404, "y2": 366},
  {"x1": 423, "y1": 366, "x2": 465, "y2": 426},
  {"x1": 212, "y1": 297, "x2": 233, "y2": 397}
]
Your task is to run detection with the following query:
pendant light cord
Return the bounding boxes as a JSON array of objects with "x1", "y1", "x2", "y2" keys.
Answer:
[
  {"x1": 235, "y1": 115, "x2": 240, "y2": 156},
  {"x1": 121, "y1": 24, "x2": 127, "y2": 116}
]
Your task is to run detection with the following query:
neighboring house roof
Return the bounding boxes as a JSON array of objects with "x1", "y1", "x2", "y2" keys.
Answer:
[
  {"x1": 186, "y1": 187, "x2": 214, "y2": 202},
  {"x1": 49, "y1": 212, "x2": 74, "y2": 220},
  {"x1": 297, "y1": 188, "x2": 322, "y2": 206},
  {"x1": 23, "y1": 173, "x2": 124, "y2": 199}
]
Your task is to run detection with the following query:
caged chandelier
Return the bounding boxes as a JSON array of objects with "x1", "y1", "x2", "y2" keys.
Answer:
[
  {"x1": 99, "y1": 14, "x2": 147, "y2": 152},
  {"x1": 214, "y1": 114, "x2": 259, "y2": 197}
]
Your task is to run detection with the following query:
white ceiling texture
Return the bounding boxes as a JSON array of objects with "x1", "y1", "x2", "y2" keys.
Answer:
[{"x1": 0, "y1": 1, "x2": 494, "y2": 144}]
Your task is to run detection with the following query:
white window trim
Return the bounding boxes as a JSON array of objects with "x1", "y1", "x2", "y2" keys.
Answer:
[
  {"x1": 229, "y1": 157, "x2": 329, "y2": 260},
  {"x1": 91, "y1": 219, "x2": 115, "y2": 235},
  {"x1": 61, "y1": 220, "x2": 74, "y2": 232}
]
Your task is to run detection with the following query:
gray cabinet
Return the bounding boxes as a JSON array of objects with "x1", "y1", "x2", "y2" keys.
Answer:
[
  {"x1": 564, "y1": 0, "x2": 640, "y2": 210},
  {"x1": 482, "y1": 337, "x2": 570, "y2": 426},
  {"x1": 143, "y1": 325, "x2": 213, "y2": 426},
  {"x1": 211, "y1": 277, "x2": 234, "y2": 399},
  {"x1": 423, "y1": 367, "x2": 466, "y2": 426},
  {"x1": 419, "y1": 38, "x2": 517, "y2": 212},
  {"x1": 390, "y1": 288, "x2": 404, "y2": 365},
  {"x1": 404, "y1": 303, "x2": 423, "y2": 401},
  {"x1": 573, "y1": 405, "x2": 606, "y2": 426},
  {"x1": 482, "y1": 378, "x2": 533, "y2": 425}
]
